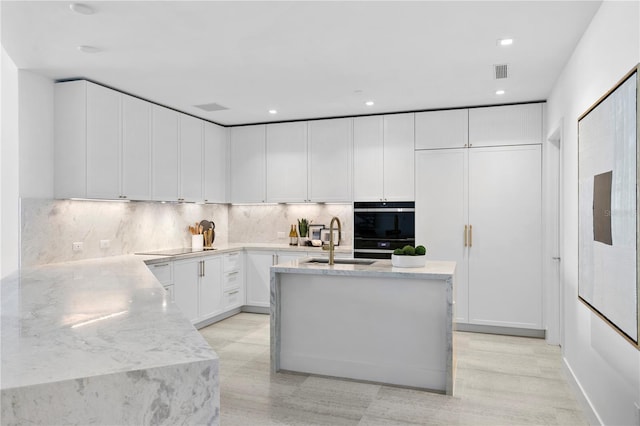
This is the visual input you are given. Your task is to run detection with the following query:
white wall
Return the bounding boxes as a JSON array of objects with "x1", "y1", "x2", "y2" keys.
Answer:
[
  {"x1": 1, "y1": 45, "x2": 20, "y2": 278},
  {"x1": 19, "y1": 71, "x2": 54, "y2": 199},
  {"x1": 546, "y1": 2, "x2": 640, "y2": 425}
]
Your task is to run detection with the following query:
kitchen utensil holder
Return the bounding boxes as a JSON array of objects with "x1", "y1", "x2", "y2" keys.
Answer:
[{"x1": 192, "y1": 234, "x2": 203, "y2": 250}]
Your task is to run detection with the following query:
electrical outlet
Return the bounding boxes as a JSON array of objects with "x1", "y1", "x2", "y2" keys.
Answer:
[
  {"x1": 277, "y1": 232, "x2": 286, "y2": 239},
  {"x1": 72, "y1": 242, "x2": 83, "y2": 252},
  {"x1": 100, "y1": 239, "x2": 110, "y2": 249}
]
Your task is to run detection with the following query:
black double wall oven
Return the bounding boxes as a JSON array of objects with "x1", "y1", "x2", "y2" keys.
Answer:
[{"x1": 353, "y1": 201, "x2": 415, "y2": 259}]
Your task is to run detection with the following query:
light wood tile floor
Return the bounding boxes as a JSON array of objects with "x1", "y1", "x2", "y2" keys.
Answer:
[{"x1": 199, "y1": 313, "x2": 587, "y2": 426}]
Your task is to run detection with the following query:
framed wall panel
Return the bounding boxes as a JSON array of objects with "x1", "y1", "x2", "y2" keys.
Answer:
[{"x1": 578, "y1": 64, "x2": 639, "y2": 348}]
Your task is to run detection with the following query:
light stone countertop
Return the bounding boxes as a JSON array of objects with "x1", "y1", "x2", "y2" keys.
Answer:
[
  {"x1": 0, "y1": 255, "x2": 217, "y2": 390},
  {"x1": 141, "y1": 243, "x2": 353, "y2": 264},
  {"x1": 272, "y1": 258, "x2": 456, "y2": 280},
  {"x1": 1, "y1": 243, "x2": 354, "y2": 389}
]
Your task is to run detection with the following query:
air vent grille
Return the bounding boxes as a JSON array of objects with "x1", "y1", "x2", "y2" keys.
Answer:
[
  {"x1": 494, "y1": 64, "x2": 509, "y2": 79},
  {"x1": 194, "y1": 102, "x2": 228, "y2": 112}
]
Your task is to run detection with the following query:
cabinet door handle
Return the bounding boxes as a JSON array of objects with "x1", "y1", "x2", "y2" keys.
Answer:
[
  {"x1": 469, "y1": 225, "x2": 473, "y2": 247},
  {"x1": 227, "y1": 271, "x2": 239, "y2": 276},
  {"x1": 202, "y1": 260, "x2": 205, "y2": 277},
  {"x1": 464, "y1": 225, "x2": 468, "y2": 247},
  {"x1": 228, "y1": 290, "x2": 239, "y2": 295}
]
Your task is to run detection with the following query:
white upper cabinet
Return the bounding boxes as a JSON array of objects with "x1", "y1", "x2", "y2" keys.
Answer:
[
  {"x1": 415, "y1": 109, "x2": 469, "y2": 150},
  {"x1": 203, "y1": 122, "x2": 228, "y2": 203},
  {"x1": 86, "y1": 83, "x2": 121, "y2": 199},
  {"x1": 55, "y1": 80, "x2": 229, "y2": 202},
  {"x1": 151, "y1": 105, "x2": 180, "y2": 201},
  {"x1": 308, "y1": 118, "x2": 353, "y2": 202},
  {"x1": 230, "y1": 125, "x2": 266, "y2": 203},
  {"x1": 55, "y1": 81, "x2": 87, "y2": 199},
  {"x1": 353, "y1": 116, "x2": 384, "y2": 201},
  {"x1": 353, "y1": 113, "x2": 414, "y2": 201},
  {"x1": 121, "y1": 94, "x2": 151, "y2": 200},
  {"x1": 266, "y1": 122, "x2": 308, "y2": 203},
  {"x1": 468, "y1": 103, "x2": 543, "y2": 147},
  {"x1": 382, "y1": 113, "x2": 414, "y2": 201},
  {"x1": 179, "y1": 113, "x2": 203, "y2": 202}
]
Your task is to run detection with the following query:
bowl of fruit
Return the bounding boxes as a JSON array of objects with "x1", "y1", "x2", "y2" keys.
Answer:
[{"x1": 391, "y1": 245, "x2": 427, "y2": 268}]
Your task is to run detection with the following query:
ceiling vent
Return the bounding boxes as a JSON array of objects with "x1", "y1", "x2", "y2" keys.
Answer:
[
  {"x1": 194, "y1": 102, "x2": 228, "y2": 112},
  {"x1": 494, "y1": 64, "x2": 509, "y2": 79}
]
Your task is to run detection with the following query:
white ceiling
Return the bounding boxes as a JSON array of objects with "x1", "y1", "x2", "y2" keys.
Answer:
[{"x1": 1, "y1": 1, "x2": 601, "y2": 126}]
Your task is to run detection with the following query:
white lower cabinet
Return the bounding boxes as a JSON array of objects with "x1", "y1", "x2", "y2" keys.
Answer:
[
  {"x1": 245, "y1": 251, "x2": 274, "y2": 307},
  {"x1": 173, "y1": 255, "x2": 224, "y2": 325},
  {"x1": 199, "y1": 256, "x2": 223, "y2": 319},
  {"x1": 173, "y1": 258, "x2": 203, "y2": 323}
]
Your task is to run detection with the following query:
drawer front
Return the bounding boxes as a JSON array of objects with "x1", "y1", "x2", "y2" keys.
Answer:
[
  {"x1": 150, "y1": 262, "x2": 173, "y2": 285},
  {"x1": 224, "y1": 288, "x2": 243, "y2": 309},
  {"x1": 223, "y1": 270, "x2": 242, "y2": 291},
  {"x1": 223, "y1": 251, "x2": 242, "y2": 272}
]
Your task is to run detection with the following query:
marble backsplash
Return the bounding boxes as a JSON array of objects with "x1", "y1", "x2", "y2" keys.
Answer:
[
  {"x1": 20, "y1": 199, "x2": 353, "y2": 266},
  {"x1": 21, "y1": 199, "x2": 229, "y2": 267},
  {"x1": 228, "y1": 203, "x2": 353, "y2": 245}
]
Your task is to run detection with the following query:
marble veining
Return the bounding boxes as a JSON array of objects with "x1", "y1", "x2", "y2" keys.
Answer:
[
  {"x1": 21, "y1": 198, "x2": 229, "y2": 267},
  {"x1": 228, "y1": 203, "x2": 353, "y2": 244},
  {"x1": 1, "y1": 255, "x2": 219, "y2": 425},
  {"x1": 273, "y1": 258, "x2": 456, "y2": 280},
  {"x1": 270, "y1": 259, "x2": 456, "y2": 395}
]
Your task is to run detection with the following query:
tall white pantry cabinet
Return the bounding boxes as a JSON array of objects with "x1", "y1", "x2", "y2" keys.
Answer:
[{"x1": 415, "y1": 103, "x2": 544, "y2": 330}]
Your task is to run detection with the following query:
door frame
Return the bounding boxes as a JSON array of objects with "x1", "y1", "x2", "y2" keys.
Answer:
[{"x1": 545, "y1": 119, "x2": 564, "y2": 346}]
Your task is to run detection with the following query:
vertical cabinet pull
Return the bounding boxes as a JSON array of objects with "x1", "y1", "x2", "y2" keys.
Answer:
[
  {"x1": 469, "y1": 225, "x2": 473, "y2": 247},
  {"x1": 202, "y1": 260, "x2": 205, "y2": 277},
  {"x1": 464, "y1": 225, "x2": 468, "y2": 247}
]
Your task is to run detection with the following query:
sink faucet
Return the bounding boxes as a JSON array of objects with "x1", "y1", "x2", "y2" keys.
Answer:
[{"x1": 322, "y1": 216, "x2": 342, "y2": 265}]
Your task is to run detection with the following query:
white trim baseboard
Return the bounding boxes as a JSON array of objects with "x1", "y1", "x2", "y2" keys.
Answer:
[{"x1": 562, "y1": 356, "x2": 603, "y2": 426}]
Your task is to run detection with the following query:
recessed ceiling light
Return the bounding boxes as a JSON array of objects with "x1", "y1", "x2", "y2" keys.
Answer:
[
  {"x1": 268, "y1": 109, "x2": 277, "y2": 114},
  {"x1": 365, "y1": 101, "x2": 374, "y2": 106},
  {"x1": 77, "y1": 45, "x2": 101, "y2": 53},
  {"x1": 69, "y1": 3, "x2": 95, "y2": 15},
  {"x1": 498, "y1": 38, "x2": 514, "y2": 46},
  {"x1": 496, "y1": 90, "x2": 505, "y2": 95}
]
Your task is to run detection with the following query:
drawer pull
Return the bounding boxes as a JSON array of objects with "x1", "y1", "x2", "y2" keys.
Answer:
[
  {"x1": 154, "y1": 263, "x2": 169, "y2": 268},
  {"x1": 226, "y1": 271, "x2": 239, "y2": 276},
  {"x1": 227, "y1": 290, "x2": 239, "y2": 295}
]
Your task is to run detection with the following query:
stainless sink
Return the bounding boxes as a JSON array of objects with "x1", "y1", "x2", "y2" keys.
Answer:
[{"x1": 304, "y1": 258, "x2": 376, "y2": 265}]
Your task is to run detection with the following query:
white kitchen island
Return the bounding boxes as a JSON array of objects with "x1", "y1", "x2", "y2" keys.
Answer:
[{"x1": 270, "y1": 258, "x2": 456, "y2": 395}]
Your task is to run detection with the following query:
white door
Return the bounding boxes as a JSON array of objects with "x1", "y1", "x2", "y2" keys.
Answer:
[
  {"x1": 415, "y1": 149, "x2": 469, "y2": 323},
  {"x1": 245, "y1": 251, "x2": 273, "y2": 307},
  {"x1": 468, "y1": 145, "x2": 542, "y2": 329},
  {"x1": 230, "y1": 125, "x2": 266, "y2": 203},
  {"x1": 121, "y1": 94, "x2": 151, "y2": 200},
  {"x1": 266, "y1": 122, "x2": 308, "y2": 202},
  {"x1": 173, "y1": 258, "x2": 200, "y2": 323},
  {"x1": 353, "y1": 116, "x2": 384, "y2": 201},
  {"x1": 203, "y1": 122, "x2": 228, "y2": 203},
  {"x1": 86, "y1": 83, "x2": 121, "y2": 199},
  {"x1": 383, "y1": 113, "x2": 415, "y2": 201},
  {"x1": 152, "y1": 105, "x2": 179, "y2": 201},
  {"x1": 199, "y1": 256, "x2": 223, "y2": 320},
  {"x1": 308, "y1": 118, "x2": 352, "y2": 202},
  {"x1": 179, "y1": 114, "x2": 203, "y2": 202}
]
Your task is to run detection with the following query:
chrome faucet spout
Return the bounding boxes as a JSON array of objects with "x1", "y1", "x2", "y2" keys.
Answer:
[{"x1": 322, "y1": 216, "x2": 342, "y2": 265}]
